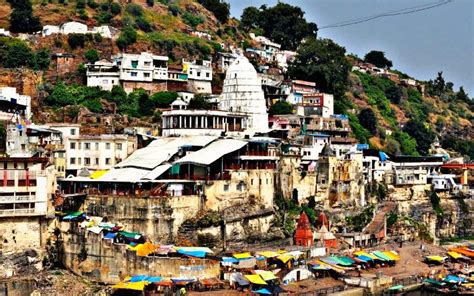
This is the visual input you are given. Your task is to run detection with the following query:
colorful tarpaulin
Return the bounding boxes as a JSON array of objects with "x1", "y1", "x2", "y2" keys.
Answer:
[
  {"x1": 135, "y1": 242, "x2": 159, "y2": 256},
  {"x1": 176, "y1": 247, "x2": 213, "y2": 254},
  {"x1": 255, "y1": 270, "x2": 277, "y2": 281},
  {"x1": 447, "y1": 251, "x2": 463, "y2": 259},
  {"x1": 333, "y1": 256, "x2": 355, "y2": 266},
  {"x1": 90, "y1": 170, "x2": 108, "y2": 179},
  {"x1": 119, "y1": 231, "x2": 142, "y2": 240},
  {"x1": 277, "y1": 254, "x2": 293, "y2": 263},
  {"x1": 87, "y1": 226, "x2": 103, "y2": 234},
  {"x1": 354, "y1": 251, "x2": 378, "y2": 260},
  {"x1": 253, "y1": 288, "x2": 272, "y2": 294},
  {"x1": 103, "y1": 232, "x2": 117, "y2": 240},
  {"x1": 426, "y1": 256, "x2": 446, "y2": 263},
  {"x1": 424, "y1": 278, "x2": 446, "y2": 286},
  {"x1": 222, "y1": 257, "x2": 239, "y2": 263},
  {"x1": 383, "y1": 251, "x2": 400, "y2": 261},
  {"x1": 257, "y1": 251, "x2": 279, "y2": 258},
  {"x1": 62, "y1": 211, "x2": 83, "y2": 220},
  {"x1": 129, "y1": 275, "x2": 148, "y2": 282},
  {"x1": 177, "y1": 249, "x2": 206, "y2": 258},
  {"x1": 112, "y1": 281, "x2": 146, "y2": 291},
  {"x1": 356, "y1": 255, "x2": 373, "y2": 262},
  {"x1": 244, "y1": 274, "x2": 267, "y2": 285},
  {"x1": 388, "y1": 285, "x2": 404, "y2": 291},
  {"x1": 233, "y1": 252, "x2": 252, "y2": 259},
  {"x1": 445, "y1": 275, "x2": 467, "y2": 283},
  {"x1": 372, "y1": 251, "x2": 392, "y2": 261}
]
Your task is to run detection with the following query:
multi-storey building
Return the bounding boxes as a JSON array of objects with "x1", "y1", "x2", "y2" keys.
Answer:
[
  {"x1": 0, "y1": 157, "x2": 56, "y2": 252},
  {"x1": 86, "y1": 60, "x2": 120, "y2": 91},
  {"x1": 0, "y1": 87, "x2": 31, "y2": 120},
  {"x1": 64, "y1": 134, "x2": 135, "y2": 175},
  {"x1": 183, "y1": 59, "x2": 212, "y2": 94}
]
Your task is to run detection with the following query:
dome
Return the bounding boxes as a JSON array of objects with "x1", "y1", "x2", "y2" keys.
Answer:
[{"x1": 220, "y1": 55, "x2": 268, "y2": 132}]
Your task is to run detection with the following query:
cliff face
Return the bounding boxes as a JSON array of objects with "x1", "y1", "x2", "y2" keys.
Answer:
[{"x1": 0, "y1": 69, "x2": 43, "y2": 109}]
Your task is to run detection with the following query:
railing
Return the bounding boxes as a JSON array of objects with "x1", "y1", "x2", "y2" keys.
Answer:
[
  {"x1": 0, "y1": 208, "x2": 44, "y2": 216},
  {"x1": 0, "y1": 195, "x2": 36, "y2": 203}
]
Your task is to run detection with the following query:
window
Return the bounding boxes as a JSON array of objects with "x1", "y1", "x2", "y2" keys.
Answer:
[
  {"x1": 95, "y1": 158, "x2": 99, "y2": 165},
  {"x1": 102, "y1": 79, "x2": 108, "y2": 84},
  {"x1": 105, "y1": 158, "x2": 111, "y2": 165},
  {"x1": 116, "y1": 143, "x2": 122, "y2": 150},
  {"x1": 131, "y1": 72, "x2": 138, "y2": 77},
  {"x1": 236, "y1": 183, "x2": 245, "y2": 191},
  {"x1": 251, "y1": 179, "x2": 254, "y2": 185},
  {"x1": 70, "y1": 129, "x2": 76, "y2": 135},
  {"x1": 131, "y1": 60, "x2": 138, "y2": 68},
  {"x1": 95, "y1": 143, "x2": 99, "y2": 150},
  {"x1": 206, "y1": 72, "x2": 210, "y2": 78},
  {"x1": 144, "y1": 72, "x2": 150, "y2": 78},
  {"x1": 223, "y1": 184, "x2": 229, "y2": 191},
  {"x1": 144, "y1": 61, "x2": 151, "y2": 67},
  {"x1": 84, "y1": 143, "x2": 90, "y2": 150},
  {"x1": 85, "y1": 158, "x2": 91, "y2": 165},
  {"x1": 70, "y1": 142, "x2": 76, "y2": 149},
  {"x1": 106, "y1": 143, "x2": 110, "y2": 149},
  {"x1": 70, "y1": 158, "x2": 76, "y2": 165},
  {"x1": 197, "y1": 71, "x2": 201, "y2": 77}
]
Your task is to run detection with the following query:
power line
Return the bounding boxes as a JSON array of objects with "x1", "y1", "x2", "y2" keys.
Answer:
[{"x1": 319, "y1": 0, "x2": 453, "y2": 30}]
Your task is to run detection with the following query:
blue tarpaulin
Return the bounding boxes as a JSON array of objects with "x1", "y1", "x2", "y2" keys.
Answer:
[
  {"x1": 253, "y1": 288, "x2": 272, "y2": 295},
  {"x1": 222, "y1": 257, "x2": 239, "y2": 263},
  {"x1": 129, "y1": 275, "x2": 148, "y2": 282},
  {"x1": 177, "y1": 249, "x2": 206, "y2": 258},
  {"x1": 379, "y1": 151, "x2": 388, "y2": 161},
  {"x1": 357, "y1": 144, "x2": 369, "y2": 150},
  {"x1": 103, "y1": 232, "x2": 117, "y2": 239},
  {"x1": 356, "y1": 255, "x2": 373, "y2": 262},
  {"x1": 444, "y1": 275, "x2": 467, "y2": 283},
  {"x1": 147, "y1": 276, "x2": 162, "y2": 283}
]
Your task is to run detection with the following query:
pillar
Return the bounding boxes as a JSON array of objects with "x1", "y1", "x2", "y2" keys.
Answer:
[
  {"x1": 179, "y1": 116, "x2": 182, "y2": 128},
  {"x1": 201, "y1": 116, "x2": 205, "y2": 128}
]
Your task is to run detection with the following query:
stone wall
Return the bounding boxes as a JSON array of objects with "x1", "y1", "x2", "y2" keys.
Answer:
[
  {"x1": 122, "y1": 81, "x2": 167, "y2": 94},
  {"x1": 0, "y1": 217, "x2": 43, "y2": 253},
  {"x1": 80, "y1": 195, "x2": 203, "y2": 243},
  {"x1": 59, "y1": 222, "x2": 220, "y2": 283}
]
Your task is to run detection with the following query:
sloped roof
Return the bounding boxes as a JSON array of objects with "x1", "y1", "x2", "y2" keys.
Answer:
[{"x1": 174, "y1": 139, "x2": 247, "y2": 166}]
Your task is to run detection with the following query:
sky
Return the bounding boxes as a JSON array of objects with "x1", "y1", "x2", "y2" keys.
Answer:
[{"x1": 228, "y1": 0, "x2": 474, "y2": 96}]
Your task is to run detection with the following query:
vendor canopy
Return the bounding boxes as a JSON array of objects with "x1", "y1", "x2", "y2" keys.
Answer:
[{"x1": 174, "y1": 139, "x2": 248, "y2": 166}]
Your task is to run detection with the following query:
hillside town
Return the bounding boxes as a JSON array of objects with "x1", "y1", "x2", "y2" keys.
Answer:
[{"x1": 0, "y1": 0, "x2": 473, "y2": 295}]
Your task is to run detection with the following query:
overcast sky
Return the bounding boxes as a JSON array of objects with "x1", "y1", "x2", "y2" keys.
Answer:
[{"x1": 228, "y1": 0, "x2": 473, "y2": 96}]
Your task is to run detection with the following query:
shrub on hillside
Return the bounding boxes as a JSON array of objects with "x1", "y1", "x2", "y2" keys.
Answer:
[
  {"x1": 116, "y1": 26, "x2": 137, "y2": 50},
  {"x1": 67, "y1": 33, "x2": 86, "y2": 49}
]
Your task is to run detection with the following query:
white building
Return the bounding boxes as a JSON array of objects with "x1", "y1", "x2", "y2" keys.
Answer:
[
  {"x1": 0, "y1": 87, "x2": 31, "y2": 119},
  {"x1": 296, "y1": 93, "x2": 334, "y2": 118},
  {"x1": 113, "y1": 52, "x2": 168, "y2": 93},
  {"x1": 183, "y1": 59, "x2": 212, "y2": 94},
  {"x1": 64, "y1": 134, "x2": 135, "y2": 175},
  {"x1": 0, "y1": 28, "x2": 11, "y2": 36},
  {"x1": 430, "y1": 174, "x2": 462, "y2": 192},
  {"x1": 0, "y1": 157, "x2": 56, "y2": 252},
  {"x1": 301, "y1": 133, "x2": 330, "y2": 161},
  {"x1": 86, "y1": 60, "x2": 120, "y2": 91},
  {"x1": 220, "y1": 56, "x2": 269, "y2": 133},
  {"x1": 60, "y1": 21, "x2": 88, "y2": 35}
]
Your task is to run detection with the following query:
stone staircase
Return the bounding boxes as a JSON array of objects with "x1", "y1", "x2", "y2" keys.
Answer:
[{"x1": 364, "y1": 202, "x2": 396, "y2": 235}]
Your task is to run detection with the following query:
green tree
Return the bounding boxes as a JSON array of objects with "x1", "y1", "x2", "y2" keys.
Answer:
[
  {"x1": 269, "y1": 100, "x2": 292, "y2": 115},
  {"x1": 240, "y1": 6, "x2": 260, "y2": 30},
  {"x1": 146, "y1": 0, "x2": 154, "y2": 7},
  {"x1": 8, "y1": 0, "x2": 42, "y2": 33},
  {"x1": 151, "y1": 91, "x2": 178, "y2": 108},
  {"x1": 403, "y1": 119, "x2": 435, "y2": 155},
  {"x1": 385, "y1": 85, "x2": 402, "y2": 104},
  {"x1": 385, "y1": 138, "x2": 401, "y2": 155},
  {"x1": 182, "y1": 12, "x2": 204, "y2": 29},
  {"x1": 364, "y1": 50, "x2": 393, "y2": 68},
  {"x1": 198, "y1": 0, "x2": 229, "y2": 23},
  {"x1": 110, "y1": 2, "x2": 121, "y2": 15},
  {"x1": 126, "y1": 3, "x2": 143, "y2": 17},
  {"x1": 67, "y1": 33, "x2": 86, "y2": 49},
  {"x1": 358, "y1": 108, "x2": 377, "y2": 135},
  {"x1": 47, "y1": 82, "x2": 76, "y2": 106},
  {"x1": 84, "y1": 49, "x2": 99, "y2": 63},
  {"x1": 456, "y1": 86, "x2": 470, "y2": 103},
  {"x1": 116, "y1": 26, "x2": 137, "y2": 50},
  {"x1": 33, "y1": 48, "x2": 51, "y2": 70},
  {"x1": 2, "y1": 41, "x2": 34, "y2": 68},
  {"x1": 188, "y1": 95, "x2": 212, "y2": 110},
  {"x1": 288, "y1": 37, "x2": 351, "y2": 110},
  {"x1": 254, "y1": 3, "x2": 317, "y2": 50},
  {"x1": 393, "y1": 131, "x2": 418, "y2": 156},
  {"x1": 137, "y1": 91, "x2": 154, "y2": 116}
]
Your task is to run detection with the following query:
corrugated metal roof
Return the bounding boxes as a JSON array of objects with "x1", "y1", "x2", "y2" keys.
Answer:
[
  {"x1": 99, "y1": 167, "x2": 149, "y2": 182},
  {"x1": 174, "y1": 139, "x2": 247, "y2": 166},
  {"x1": 116, "y1": 136, "x2": 217, "y2": 170},
  {"x1": 141, "y1": 164, "x2": 171, "y2": 180}
]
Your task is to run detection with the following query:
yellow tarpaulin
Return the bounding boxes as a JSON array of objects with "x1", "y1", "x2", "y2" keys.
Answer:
[
  {"x1": 127, "y1": 244, "x2": 143, "y2": 251},
  {"x1": 448, "y1": 251, "x2": 462, "y2": 259},
  {"x1": 136, "y1": 242, "x2": 159, "y2": 256},
  {"x1": 426, "y1": 256, "x2": 445, "y2": 262},
  {"x1": 354, "y1": 251, "x2": 378, "y2": 260},
  {"x1": 112, "y1": 281, "x2": 146, "y2": 291},
  {"x1": 90, "y1": 170, "x2": 108, "y2": 179},
  {"x1": 233, "y1": 252, "x2": 252, "y2": 259},
  {"x1": 277, "y1": 254, "x2": 293, "y2": 263},
  {"x1": 244, "y1": 274, "x2": 267, "y2": 285},
  {"x1": 255, "y1": 270, "x2": 277, "y2": 281},
  {"x1": 383, "y1": 251, "x2": 400, "y2": 261},
  {"x1": 257, "y1": 251, "x2": 279, "y2": 258}
]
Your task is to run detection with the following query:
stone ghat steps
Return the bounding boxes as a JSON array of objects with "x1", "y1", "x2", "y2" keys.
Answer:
[{"x1": 364, "y1": 202, "x2": 396, "y2": 234}]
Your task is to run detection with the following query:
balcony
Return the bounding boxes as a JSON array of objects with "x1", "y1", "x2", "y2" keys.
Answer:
[
  {"x1": 0, "y1": 195, "x2": 36, "y2": 203},
  {"x1": 0, "y1": 208, "x2": 44, "y2": 217}
]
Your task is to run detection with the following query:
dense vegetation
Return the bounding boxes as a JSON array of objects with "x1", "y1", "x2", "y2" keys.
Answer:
[
  {"x1": 7, "y1": 0, "x2": 41, "y2": 33},
  {"x1": 240, "y1": 2, "x2": 317, "y2": 50},
  {"x1": 0, "y1": 37, "x2": 50, "y2": 70}
]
